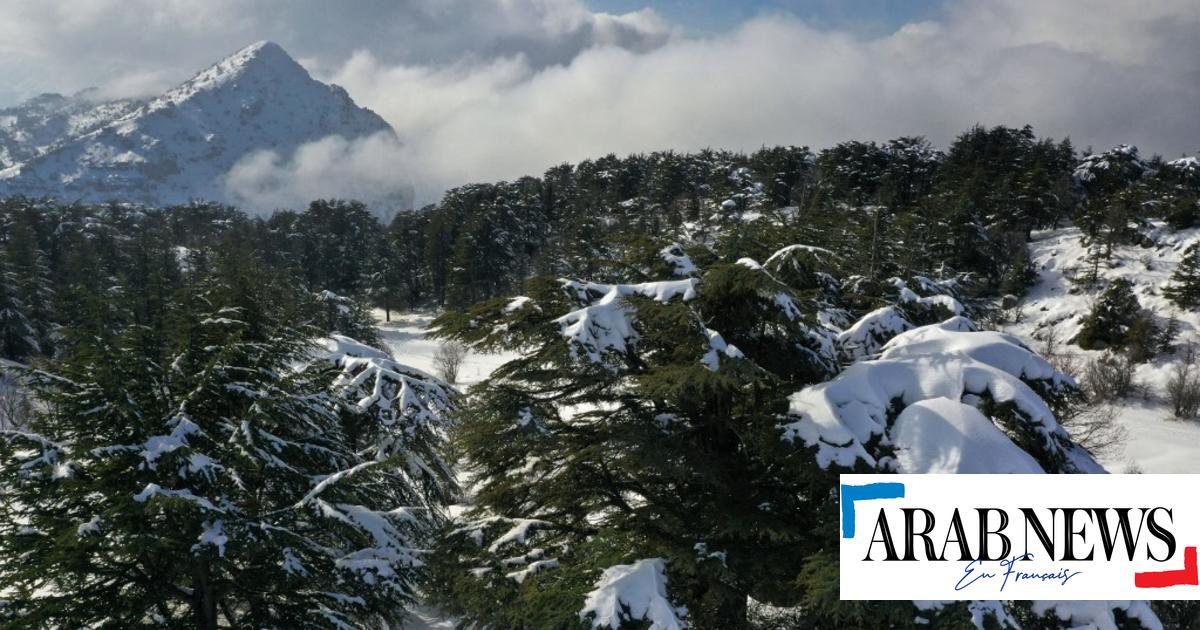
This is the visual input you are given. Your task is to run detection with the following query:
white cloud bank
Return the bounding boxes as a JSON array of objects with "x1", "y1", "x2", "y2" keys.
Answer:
[
  {"x1": 223, "y1": 132, "x2": 413, "y2": 216},
  {"x1": 321, "y1": 0, "x2": 1200, "y2": 203},
  {"x1": 0, "y1": 0, "x2": 672, "y2": 102}
]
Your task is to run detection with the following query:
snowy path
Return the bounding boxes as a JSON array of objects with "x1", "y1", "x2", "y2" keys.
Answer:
[
  {"x1": 374, "y1": 309, "x2": 517, "y2": 389},
  {"x1": 374, "y1": 309, "x2": 515, "y2": 627}
]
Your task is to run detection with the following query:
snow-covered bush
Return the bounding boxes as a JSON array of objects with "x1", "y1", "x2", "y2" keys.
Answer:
[{"x1": 833, "y1": 277, "x2": 966, "y2": 362}]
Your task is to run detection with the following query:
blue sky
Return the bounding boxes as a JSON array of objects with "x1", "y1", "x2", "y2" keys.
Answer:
[{"x1": 586, "y1": 0, "x2": 947, "y2": 36}]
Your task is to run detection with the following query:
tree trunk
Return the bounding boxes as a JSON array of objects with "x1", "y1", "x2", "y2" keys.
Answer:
[{"x1": 193, "y1": 563, "x2": 219, "y2": 630}]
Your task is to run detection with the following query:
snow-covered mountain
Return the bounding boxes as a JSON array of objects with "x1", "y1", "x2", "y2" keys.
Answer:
[{"x1": 0, "y1": 42, "x2": 403, "y2": 212}]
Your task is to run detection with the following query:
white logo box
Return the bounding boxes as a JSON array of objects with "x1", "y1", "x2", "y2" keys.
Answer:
[{"x1": 839, "y1": 474, "x2": 1200, "y2": 600}]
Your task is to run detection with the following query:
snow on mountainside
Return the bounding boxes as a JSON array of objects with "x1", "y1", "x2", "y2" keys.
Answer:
[
  {"x1": 1004, "y1": 222, "x2": 1200, "y2": 472},
  {"x1": 0, "y1": 42, "x2": 405, "y2": 214},
  {"x1": 0, "y1": 91, "x2": 140, "y2": 169}
]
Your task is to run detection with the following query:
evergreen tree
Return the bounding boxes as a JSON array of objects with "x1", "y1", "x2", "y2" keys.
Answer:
[
  {"x1": 1076, "y1": 278, "x2": 1153, "y2": 352},
  {"x1": 315, "y1": 289, "x2": 381, "y2": 347},
  {"x1": 372, "y1": 212, "x2": 429, "y2": 321},
  {"x1": 1000, "y1": 247, "x2": 1039, "y2": 298},
  {"x1": 1164, "y1": 193, "x2": 1200, "y2": 230},
  {"x1": 20, "y1": 248, "x2": 57, "y2": 356},
  {"x1": 426, "y1": 264, "x2": 841, "y2": 628},
  {"x1": 2, "y1": 211, "x2": 57, "y2": 357},
  {"x1": 1151, "y1": 601, "x2": 1200, "y2": 630},
  {"x1": 1164, "y1": 243, "x2": 1200, "y2": 309},
  {"x1": 296, "y1": 199, "x2": 384, "y2": 297},
  {"x1": 0, "y1": 251, "x2": 38, "y2": 360},
  {"x1": 0, "y1": 266, "x2": 438, "y2": 628}
]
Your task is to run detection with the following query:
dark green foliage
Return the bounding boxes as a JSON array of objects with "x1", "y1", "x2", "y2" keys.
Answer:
[
  {"x1": 783, "y1": 552, "x2": 986, "y2": 629},
  {"x1": 425, "y1": 266, "x2": 841, "y2": 629},
  {"x1": 316, "y1": 289, "x2": 381, "y2": 347},
  {"x1": 375, "y1": 210, "x2": 429, "y2": 318},
  {"x1": 1000, "y1": 247, "x2": 1040, "y2": 298},
  {"x1": 1151, "y1": 601, "x2": 1200, "y2": 630},
  {"x1": 1075, "y1": 278, "x2": 1156, "y2": 355},
  {"x1": 0, "y1": 252, "x2": 38, "y2": 360},
  {"x1": 1165, "y1": 243, "x2": 1200, "y2": 309},
  {"x1": 937, "y1": 125, "x2": 1076, "y2": 235},
  {"x1": 293, "y1": 199, "x2": 384, "y2": 297},
  {"x1": 1164, "y1": 194, "x2": 1200, "y2": 230},
  {"x1": 0, "y1": 256, "x2": 437, "y2": 628},
  {"x1": 813, "y1": 137, "x2": 940, "y2": 210}
]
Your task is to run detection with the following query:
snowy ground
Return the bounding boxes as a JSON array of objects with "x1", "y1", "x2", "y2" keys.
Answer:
[
  {"x1": 1002, "y1": 223, "x2": 1200, "y2": 473},
  {"x1": 374, "y1": 309, "x2": 517, "y2": 389}
]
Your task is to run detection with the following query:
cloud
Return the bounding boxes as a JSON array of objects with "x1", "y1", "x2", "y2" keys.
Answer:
[
  {"x1": 319, "y1": 0, "x2": 1199, "y2": 204},
  {"x1": 0, "y1": 0, "x2": 672, "y2": 102},
  {"x1": 222, "y1": 132, "x2": 413, "y2": 217},
  {"x1": 86, "y1": 69, "x2": 178, "y2": 101}
]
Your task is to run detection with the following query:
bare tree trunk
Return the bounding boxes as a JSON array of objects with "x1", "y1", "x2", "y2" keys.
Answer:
[{"x1": 193, "y1": 564, "x2": 218, "y2": 630}]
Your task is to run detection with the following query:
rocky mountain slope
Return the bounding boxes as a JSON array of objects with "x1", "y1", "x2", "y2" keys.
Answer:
[
  {"x1": 0, "y1": 91, "x2": 141, "y2": 169},
  {"x1": 0, "y1": 42, "x2": 400, "y2": 211}
]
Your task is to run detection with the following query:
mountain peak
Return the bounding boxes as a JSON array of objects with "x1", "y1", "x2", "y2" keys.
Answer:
[
  {"x1": 156, "y1": 40, "x2": 309, "y2": 107},
  {"x1": 228, "y1": 40, "x2": 293, "y2": 68}
]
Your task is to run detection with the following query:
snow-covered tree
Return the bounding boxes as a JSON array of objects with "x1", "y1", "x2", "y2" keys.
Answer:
[
  {"x1": 320, "y1": 335, "x2": 459, "y2": 507},
  {"x1": 316, "y1": 289, "x2": 380, "y2": 347},
  {"x1": 787, "y1": 317, "x2": 1099, "y2": 474},
  {"x1": 426, "y1": 263, "x2": 838, "y2": 628},
  {"x1": 782, "y1": 315, "x2": 1156, "y2": 629},
  {"x1": 0, "y1": 274, "x2": 444, "y2": 627}
]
